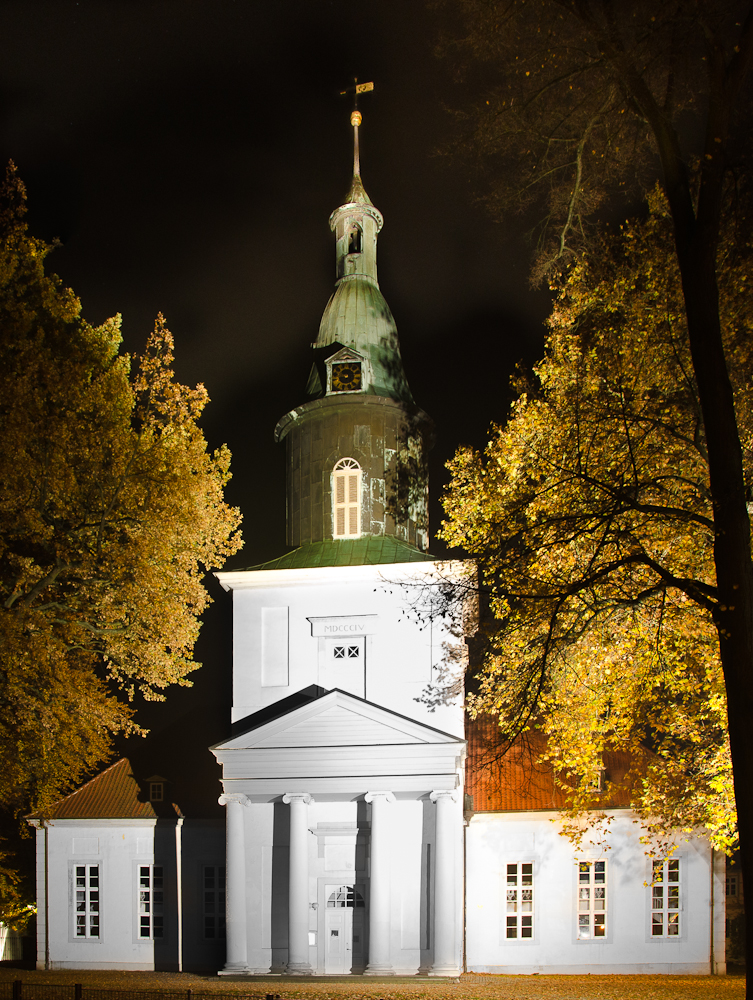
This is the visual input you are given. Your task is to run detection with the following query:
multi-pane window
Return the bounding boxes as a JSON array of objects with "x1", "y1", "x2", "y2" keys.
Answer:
[
  {"x1": 577, "y1": 861, "x2": 607, "y2": 939},
  {"x1": 333, "y1": 458, "x2": 361, "y2": 538},
  {"x1": 203, "y1": 865, "x2": 226, "y2": 940},
  {"x1": 726, "y1": 872, "x2": 738, "y2": 897},
  {"x1": 138, "y1": 866, "x2": 163, "y2": 939},
  {"x1": 505, "y1": 863, "x2": 533, "y2": 939},
  {"x1": 327, "y1": 885, "x2": 365, "y2": 908},
  {"x1": 651, "y1": 859, "x2": 680, "y2": 937},
  {"x1": 74, "y1": 864, "x2": 100, "y2": 938}
]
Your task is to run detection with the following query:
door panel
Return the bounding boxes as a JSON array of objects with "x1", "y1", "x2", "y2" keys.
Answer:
[{"x1": 324, "y1": 907, "x2": 352, "y2": 974}]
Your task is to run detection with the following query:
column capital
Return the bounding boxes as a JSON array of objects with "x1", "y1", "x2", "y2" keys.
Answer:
[
  {"x1": 365, "y1": 790, "x2": 395, "y2": 804},
  {"x1": 430, "y1": 789, "x2": 459, "y2": 804},
  {"x1": 282, "y1": 792, "x2": 313, "y2": 805},
  {"x1": 219, "y1": 792, "x2": 249, "y2": 807}
]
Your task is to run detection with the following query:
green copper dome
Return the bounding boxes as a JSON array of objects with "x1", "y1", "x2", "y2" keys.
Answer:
[{"x1": 315, "y1": 274, "x2": 413, "y2": 402}]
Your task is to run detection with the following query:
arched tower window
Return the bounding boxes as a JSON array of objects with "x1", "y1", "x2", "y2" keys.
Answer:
[
  {"x1": 347, "y1": 224, "x2": 362, "y2": 255},
  {"x1": 333, "y1": 458, "x2": 361, "y2": 538}
]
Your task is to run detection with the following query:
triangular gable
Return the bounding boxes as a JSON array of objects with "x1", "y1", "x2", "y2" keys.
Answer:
[
  {"x1": 325, "y1": 346, "x2": 364, "y2": 365},
  {"x1": 214, "y1": 689, "x2": 464, "y2": 751}
]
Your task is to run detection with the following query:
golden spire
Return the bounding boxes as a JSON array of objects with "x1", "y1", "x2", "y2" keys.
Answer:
[
  {"x1": 340, "y1": 79, "x2": 374, "y2": 178},
  {"x1": 351, "y1": 109, "x2": 362, "y2": 176}
]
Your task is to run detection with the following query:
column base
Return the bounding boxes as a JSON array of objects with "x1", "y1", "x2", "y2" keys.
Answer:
[
  {"x1": 286, "y1": 963, "x2": 313, "y2": 975},
  {"x1": 428, "y1": 966, "x2": 461, "y2": 977},
  {"x1": 364, "y1": 964, "x2": 394, "y2": 975},
  {"x1": 219, "y1": 965, "x2": 251, "y2": 975}
]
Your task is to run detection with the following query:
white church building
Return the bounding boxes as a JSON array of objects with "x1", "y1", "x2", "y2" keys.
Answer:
[{"x1": 29, "y1": 108, "x2": 727, "y2": 976}]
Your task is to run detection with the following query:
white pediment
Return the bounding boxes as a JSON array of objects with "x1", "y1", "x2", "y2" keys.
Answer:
[
  {"x1": 325, "y1": 346, "x2": 364, "y2": 365},
  {"x1": 214, "y1": 689, "x2": 462, "y2": 752}
]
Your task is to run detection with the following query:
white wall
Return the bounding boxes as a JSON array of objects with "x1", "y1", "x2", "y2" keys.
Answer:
[
  {"x1": 465, "y1": 809, "x2": 725, "y2": 974},
  {"x1": 223, "y1": 561, "x2": 468, "y2": 739},
  {"x1": 35, "y1": 818, "x2": 225, "y2": 971},
  {"x1": 37, "y1": 819, "x2": 163, "y2": 970}
]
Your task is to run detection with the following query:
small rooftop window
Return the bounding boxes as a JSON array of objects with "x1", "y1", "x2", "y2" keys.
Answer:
[{"x1": 147, "y1": 780, "x2": 164, "y2": 802}]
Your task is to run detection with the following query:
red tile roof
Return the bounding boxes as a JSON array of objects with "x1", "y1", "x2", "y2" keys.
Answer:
[
  {"x1": 465, "y1": 715, "x2": 635, "y2": 812},
  {"x1": 28, "y1": 758, "x2": 180, "y2": 820}
]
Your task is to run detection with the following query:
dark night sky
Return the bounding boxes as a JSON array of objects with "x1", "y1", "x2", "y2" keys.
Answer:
[{"x1": 1, "y1": 1, "x2": 551, "y2": 795}]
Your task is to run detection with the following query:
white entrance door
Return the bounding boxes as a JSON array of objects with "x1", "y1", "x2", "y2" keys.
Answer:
[
  {"x1": 323, "y1": 884, "x2": 366, "y2": 974},
  {"x1": 325, "y1": 906, "x2": 353, "y2": 974}
]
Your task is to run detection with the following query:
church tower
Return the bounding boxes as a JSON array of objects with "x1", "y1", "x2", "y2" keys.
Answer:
[
  {"x1": 212, "y1": 105, "x2": 467, "y2": 978},
  {"x1": 274, "y1": 109, "x2": 433, "y2": 558}
]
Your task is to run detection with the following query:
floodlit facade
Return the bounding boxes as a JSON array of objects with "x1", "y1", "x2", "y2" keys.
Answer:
[
  {"x1": 28, "y1": 108, "x2": 727, "y2": 976},
  {"x1": 464, "y1": 719, "x2": 726, "y2": 975}
]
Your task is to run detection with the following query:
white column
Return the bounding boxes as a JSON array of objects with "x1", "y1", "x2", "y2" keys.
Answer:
[
  {"x1": 219, "y1": 793, "x2": 249, "y2": 972},
  {"x1": 429, "y1": 790, "x2": 460, "y2": 976},
  {"x1": 282, "y1": 793, "x2": 313, "y2": 975},
  {"x1": 364, "y1": 791, "x2": 395, "y2": 975}
]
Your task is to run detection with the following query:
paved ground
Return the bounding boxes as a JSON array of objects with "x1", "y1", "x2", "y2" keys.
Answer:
[{"x1": 0, "y1": 968, "x2": 745, "y2": 1000}]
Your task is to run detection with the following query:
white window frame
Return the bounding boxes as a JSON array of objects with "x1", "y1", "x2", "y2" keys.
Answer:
[
  {"x1": 203, "y1": 864, "x2": 226, "y2": 940},
  {"x1": 73, "y1": 863, "x2": 100, "y2": 940},
  {"x1": 504, "y1": 862, "x2": 534, "y2": 940},
  {"x1": 577, "y1": 860, "x2": 607, "y2": 940},
  {"x1": 138, "y1": 864, "x2": 164, "y2": 940},
  {"x1": 332, "y1": 458, "x2": 361, "y2": 538},
  {"x1": 651, "y1": 858, "x2": 681, "y2": 937}
]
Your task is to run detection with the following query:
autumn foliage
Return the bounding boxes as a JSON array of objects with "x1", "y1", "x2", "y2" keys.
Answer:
[
  {"x1": 441, "y1": 192, "x2": 752, "y2": 852},
  {"x1": 0, "y1": 164, "x2": 242, "y2": 828}
]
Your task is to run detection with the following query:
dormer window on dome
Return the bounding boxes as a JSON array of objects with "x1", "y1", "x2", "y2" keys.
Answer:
[
  {"x1": 333, "y1": 458, "x2": 361, "y2": 538},
  {"x1": 326, "y1": 347, "x2": 367, "y2": 395}
]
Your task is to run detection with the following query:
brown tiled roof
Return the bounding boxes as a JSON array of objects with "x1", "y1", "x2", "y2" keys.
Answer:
[
  {"x1": 28, "y1": 758, "x2": 180, "y2": 820},
  {"x1": 465, "y1": 715, "x2": 634, "y2": 812}
]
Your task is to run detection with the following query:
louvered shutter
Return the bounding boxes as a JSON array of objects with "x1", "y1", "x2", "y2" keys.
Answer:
[
  {"x1": 333, "y1": 461, "x2": 361, "y2": 537},
  {"x1": 347, "y1": 472, "x2": 359, "y2": 534}
]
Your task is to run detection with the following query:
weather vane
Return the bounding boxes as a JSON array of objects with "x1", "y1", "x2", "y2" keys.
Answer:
[{"x1": 339, "y1": 78, "x2": 374, "y2": 176}]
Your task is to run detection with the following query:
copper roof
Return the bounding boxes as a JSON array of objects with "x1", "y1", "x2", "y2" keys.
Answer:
[
  {"x1": 315, "y1": 275, "x2": 413, "y2": 403},
  {"x1": 466, "y1": 715, "x2": 634, "y2": 813},
  {"x1": 345, "y1": 172, "x2": 374, "y2": 207},
  {"x1": 27, "y1": 758, "x2": 180, "y2": 820},
  {"x1": 248, "y1": 537, "x2": 434, "y2": 571}
]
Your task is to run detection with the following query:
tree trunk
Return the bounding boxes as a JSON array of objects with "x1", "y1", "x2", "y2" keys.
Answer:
[{"x1": 676, "y1": 234, "x2": 753, "y2": 986}]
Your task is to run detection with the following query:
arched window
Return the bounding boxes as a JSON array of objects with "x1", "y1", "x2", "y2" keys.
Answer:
[
  {"x1": 347, "y1": 224, "x2": 362, "y2": 255},
  {"x1": 333, "y1": 458, "x2": 361, "y2": 538},
  {"x1": 327, "y1": 885, "x2": 365, "y2": 908}
]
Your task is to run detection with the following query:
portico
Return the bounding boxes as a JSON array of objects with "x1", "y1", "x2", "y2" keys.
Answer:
[{"x1": 212, "y1": 689, "x2": 465, "y2": 976}]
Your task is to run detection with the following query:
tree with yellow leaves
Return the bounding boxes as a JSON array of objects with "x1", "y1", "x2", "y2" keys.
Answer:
[
  {"x1": 441, "y1": 190, "x2": 751, "y2": 854},
  {"x1": 0, "y1": 164, "x2": 242, "y2": 838}
]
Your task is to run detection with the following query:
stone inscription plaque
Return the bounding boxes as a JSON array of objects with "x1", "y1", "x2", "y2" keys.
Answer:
[{"x1": 308, "y1": 615, "x2": 378, "y2": 637}]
